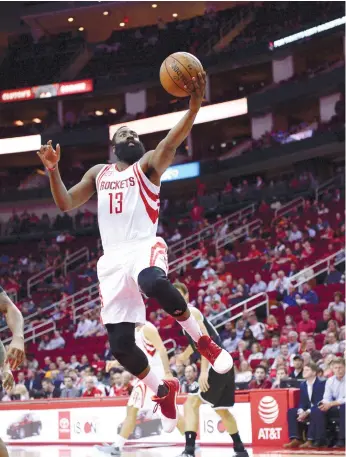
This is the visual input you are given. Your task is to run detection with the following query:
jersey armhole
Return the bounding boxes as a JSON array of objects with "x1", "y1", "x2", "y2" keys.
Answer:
[
  {"x1": 95, "y1": 164, "x2": 111, "y2": 192},
  {"x1": 137, "y1": 161, "x2": 160, "y2": 192}
]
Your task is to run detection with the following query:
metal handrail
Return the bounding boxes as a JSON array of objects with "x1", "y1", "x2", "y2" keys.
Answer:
[
  {"x1": 0, "y1": 283, "x2": 99, "y2": 335},
  {"x1": 27, "y1": 246, "x2": 90, "y2": 296},
  {"x1": 208, "y1": 292, "x2": 269, "y2": 326},
  {"x1": 315, "y1": 175, "x2": 342, "y2": 201},
  {"x1": 73, "y1": 297, "x2": 100, "y2": 324},
  {"x1": 163, "y1": 338, "x2": 177, "y2": 355},
  {"x1": 290, "y1": 249, "x2": 345, "y2": 288},
  {"x1": 272, "y1": 197, "x2": 305, "y2": 226},
  {"x1": 3, "y1": 319, "x2": 56, "y2": 345},
  {"x1": 169, "y1": 203, "x2": 255, "y2": 257},
  {"x1": 215, "y1": 218, "x2": 262, "y2": 250}
]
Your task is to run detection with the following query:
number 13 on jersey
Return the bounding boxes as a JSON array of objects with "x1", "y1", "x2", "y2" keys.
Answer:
[{"x1": 109, "y1": 192, "x2": 123, "y2": 214}]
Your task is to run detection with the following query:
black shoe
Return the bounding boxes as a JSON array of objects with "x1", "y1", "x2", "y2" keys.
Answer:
[
  {"x1": 177, "y1": 452, "x2": 194, "y2": 457},
  {"x1": 334, "y1": 439, "x2": 345, "y2": 448},
  {"x1": 232, "y1": 449, "x2": 249, "y2": 457}
]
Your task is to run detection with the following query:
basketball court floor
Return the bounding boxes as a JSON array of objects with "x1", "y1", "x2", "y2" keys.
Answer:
[{"x1": 4, "y1": 445, "x2": 345, "y2": 457}]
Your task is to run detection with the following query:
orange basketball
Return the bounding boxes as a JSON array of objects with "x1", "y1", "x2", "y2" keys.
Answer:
[{"x1": 159, "y1": 52, "x2": 204, "y2": 97}]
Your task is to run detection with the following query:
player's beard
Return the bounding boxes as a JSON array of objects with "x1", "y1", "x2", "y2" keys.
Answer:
[{"x1": 114, "y1": 141, "x2": 146, "y2": 165}]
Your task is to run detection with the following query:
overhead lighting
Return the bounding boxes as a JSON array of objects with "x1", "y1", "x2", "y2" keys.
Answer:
[
  {"x1": 172, "y1": 13, "x2": 178, "y2": 17},
  {"x1": 119, "y1": 22, "x2": 125, "y2": 27},
  {"x1": 152, "y1": 4, "x2": 157, "y2": 8},
  {"x1": 14, "y1": 120, "x2": 24, "y2": 127},
  {"x1": 103, "y1": 11, "x2": 109, "y2": 16},
  {"x1": 78, "y1": 26, "x2": 84, "y2": 31},
  {"x1": 109, "y1": 108, "x2": 117, "y2": 114},
  {"x1": 95, "y1": 110, "x2": 104, "y2": 116},
  {"x1": 68, "y1": 17, "x2": 74, "y2": 23},
  {"x1": 32, "y1": 118, "x2": 42, "y2": 124}
]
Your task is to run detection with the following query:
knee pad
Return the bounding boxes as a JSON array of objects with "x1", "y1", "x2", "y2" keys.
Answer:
[
  {"x1": 138, "y1": 266, "x2": 167, "y2": 297},
  {"x1": 107, "y1": 322, "x2": 136, "y2": 356},
  {"x1": 138, "y1": 266, "x2": 187, "y2": 317}
]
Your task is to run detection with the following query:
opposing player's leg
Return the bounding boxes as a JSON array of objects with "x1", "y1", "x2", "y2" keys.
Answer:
[
  {"x1": 106, "y1": 322, "x2": 179, "y2": 433},
  {"x1": 179, "y1": 395, "x2": 203, "y2": 457},
  {"x1": 215, "y1": 409, "x2": 248, "y2": 457},
  {"x1": 0, "y1": 438, "x2": 9, "y2": 457},
  {"x1": 138, "y1": 265, "x2": 233, "y2": 374}
]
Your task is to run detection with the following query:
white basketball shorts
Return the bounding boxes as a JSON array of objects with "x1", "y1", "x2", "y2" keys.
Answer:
[{"x1": 97, "y1": 236, "x2": 168, "y2": 325}]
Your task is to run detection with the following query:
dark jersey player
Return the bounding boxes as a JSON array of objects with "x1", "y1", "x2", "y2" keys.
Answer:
[
  {"x1": 174, "y1": 283, "x2": 248, "y2": 457},
  {"x1": 0, "y1": 286, "x2": 25, "y2": 457}
]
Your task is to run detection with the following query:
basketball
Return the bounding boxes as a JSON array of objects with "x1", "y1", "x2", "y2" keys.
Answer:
[{"x1": 160, "y1": 52, "x2": 204, "y2": 97}]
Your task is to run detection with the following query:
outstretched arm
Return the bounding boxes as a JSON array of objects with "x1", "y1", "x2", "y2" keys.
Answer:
[
  {"x1": 37, "y1": 140, "x2": 103, "y2": 212},
  {"x1": 141, "y1": 72, "x2": 206, "y2": 181},
  {"x1": 0, "y1": 288, "x2": 25, "y2": 370}
]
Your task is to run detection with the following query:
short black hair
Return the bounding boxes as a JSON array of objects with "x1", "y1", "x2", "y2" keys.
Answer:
[
  {"x1": 111, "y1": 126, "x2": 128, "y2": 146},
  {"x1": 255, "y1": 365, "x2": 267, "y2": 374}
]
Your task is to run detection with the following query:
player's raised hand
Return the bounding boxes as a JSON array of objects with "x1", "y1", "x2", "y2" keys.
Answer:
[
  {"x1": 186, "y1": 71, "x2": 206, "y2": 113},
  {"x1": 37, "y1": 140, "x2": 61, "y2": 170},
  {"x1": 198, "y1": 371, "x2": 210, "y2": 393},
  {"x1": 5, "y1": 336, "x2": 25, "y2": 370}
]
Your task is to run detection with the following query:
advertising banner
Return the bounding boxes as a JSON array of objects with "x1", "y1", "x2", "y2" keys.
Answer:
[
  {"x1": 250, "y1": 390, "x2": 289, "y2": 446},
  {"x1": 0, "y1": 79, "x2": 93, "y2": 103}
]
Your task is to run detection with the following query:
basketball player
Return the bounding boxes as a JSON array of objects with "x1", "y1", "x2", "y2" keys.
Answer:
[
  {"x1": 0, "y1": 286, "x2": 25, "y2": 457},
  {"x1": 174, "y1": 283, "x2": 248, "y2": 457},
  {"x1": 96, "y1": 321, "x2": 184, "y2": 455},
  {"x1": 37, "y1": 71, "x2": 232, "y2": 432}
]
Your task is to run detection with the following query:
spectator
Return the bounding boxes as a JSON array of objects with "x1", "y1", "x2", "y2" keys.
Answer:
[
  {"x1": 283, "y1": 285, "x2": 300, "y2": 309},
  {"x1": 297, "y1": 310, "x2": 316, "y2": 335},
  {"x1": 289, "y1": 225, "x2": 303, "y2": 242},
  {"x1": 158, "y1": 310, "x2": 175, "y2": 330},
  {"x1": 174, "y1": 360, "x2": 186, "y2": 385},
  {"x1": 194, "y1": 253, "x2": 209, "y2": 269},
  {"x1": 45, "y1": 331, "x2": 65, "y2": 350},
  {"x1": 82, "y1": 376, "x2": 102, "y2": 397},
  {"x1": 306, "y1": 337, "x2": 322, "y2": 363},
  {"x1": 247, "y1": 312, "x2": 265, "y2": 341},
  {"x1": 103, "y1": 341, "x2": 113, "y2": 361},
  {"x1": 299, "y1": 332, "x2": 309, "y2": 353},
  {"x1": 235, "y1": 361, "x2": 253, "y2": 384},
  {"x1": 246, "y1": 244, "x2": 262, "y2": 260},
  {"x1": 276, "y1": 270, "x2": 291, "y2": 295},
  {"x1": 296, "y1": 284, "x2": 319, "y2": 306},
  {"x1": 272, "y1": 366, "x2": 289, "y2": 389},
  {"x1": 265, "y1": 315, "x2": 280, "y2": 337},
  {"x1": 38, "y1": 379, "x2": 61, "y2": 399},
  {"x1": 310, "y1": 358, "x2": 345, "y2": 448},
  {"x1": 288, "y1": 263, "x2": 298, "y2": 278},
  {"x1": 328, "y1": 291, "x2": 345, "y2": 314},
  {"x1": 219, "y1": 321, "x2": 232, "y2": 341},
  {"x1": 264, "y1": 336, "x2": 281, "y2": 359},
  {"x1": 249, "y1": 273, "x2": 267, "y2": 295},
  {"x1": 38, "y1": 335, "x2": 51, "y2": 351},
  {"x1": 287, "y1": 331, "x2": 300, "y2": 355},
  {"x1": 121, "y1": 371, "x2": 133, "y2": 396},
  {"x1": 267, "y1": 272, "x2": 278, "y2": 292},
  {"x1": 248, "y1": 366, "x2": 272, "y2": 389},
  {"x1": 235, "y1": 319, "x2": 246, "y2": 339},
  {"x1": 79, "y1": 355, "x2": 89, "y2": 372},
  {"x1": 60, "y1": 376, "x2": 81, "y2": 398},
  {"x1": 95, "y1": 371, "x2": 109, "y2": 396},
  {"x1": 321, "y1": 332, "x2": 340, "y2": 355},
  {"x1": 315, "y1": 309, "x2": 332, "y2": 334},
  {"x1": 290, "y1": 355, "x2": 304, "y2": 379},
  {"x1": 284, "y1": 362, "x2": 325, "y2": 449},
  {"x1": 69, "y1": 355, "x2": 80, "y2": 370},
  {"x1": 202, "y1": 265, "x2": 216, "y2": 280},
  {"x1": 181, "y1": 365, "x2": 199, "y2": 394},
  {"x1": 74, "y1": 314, "x2": 92, "y2": 338},
  {"x1": 223, "y1": 329, "x2": 240, "y2": 353},
  {"x1": 109, "y1": 372, "x2": 126, "y2": 397},
  {"x1": 24, "y1": 369, "x2": 42, "y2": 393},
  {"x1": 282, "y1": 314, "x2": 297, "y2": 336},
  {"x1": 247, "y1": 342, "x2": 264, "y2": 363},
  {"x1": 169, "y1": 228, "x2": 182, "y2": 243}
]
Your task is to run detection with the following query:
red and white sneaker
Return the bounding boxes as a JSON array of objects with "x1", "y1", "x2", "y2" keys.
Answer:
[
  {"x1": 197, "y1": 335, "x2": 233, "y2": 374},
  {"x1": 152, "y1": 378, "x2": 180, "y2": 433}
]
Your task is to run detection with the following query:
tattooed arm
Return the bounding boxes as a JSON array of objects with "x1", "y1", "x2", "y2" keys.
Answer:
[{"x1": 0, "y1": 287, "x2": 25, "y2": 370}]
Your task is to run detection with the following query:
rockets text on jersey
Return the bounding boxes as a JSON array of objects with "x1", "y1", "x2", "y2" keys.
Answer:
[{"x1": 96, "y1": 162, "x2": 160, "y2": 249}]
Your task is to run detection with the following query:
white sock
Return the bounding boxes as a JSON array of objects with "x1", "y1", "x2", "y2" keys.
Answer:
[
  {"x1": 178, "y1": 315, "x2": 203, "y2": 342},
  {"x1": 113, "y1": 435, "x2": 126, "y2": 450},
  {"x1": 141, "y1": 369, "x2": 161, "y2": 394}
]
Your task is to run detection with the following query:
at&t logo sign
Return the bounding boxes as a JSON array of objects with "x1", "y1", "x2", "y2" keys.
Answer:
[{"x1": 258, "y1": 396, "x2": 279, "y2": 424}]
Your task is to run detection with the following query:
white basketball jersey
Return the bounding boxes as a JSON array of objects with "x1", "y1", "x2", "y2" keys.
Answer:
[
  {"x1": 96, "y1": 161, "x2": 160, "y2": 249},
  {"x1": 135, "y1": 322, "x2": 163, "y2": 374}
]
